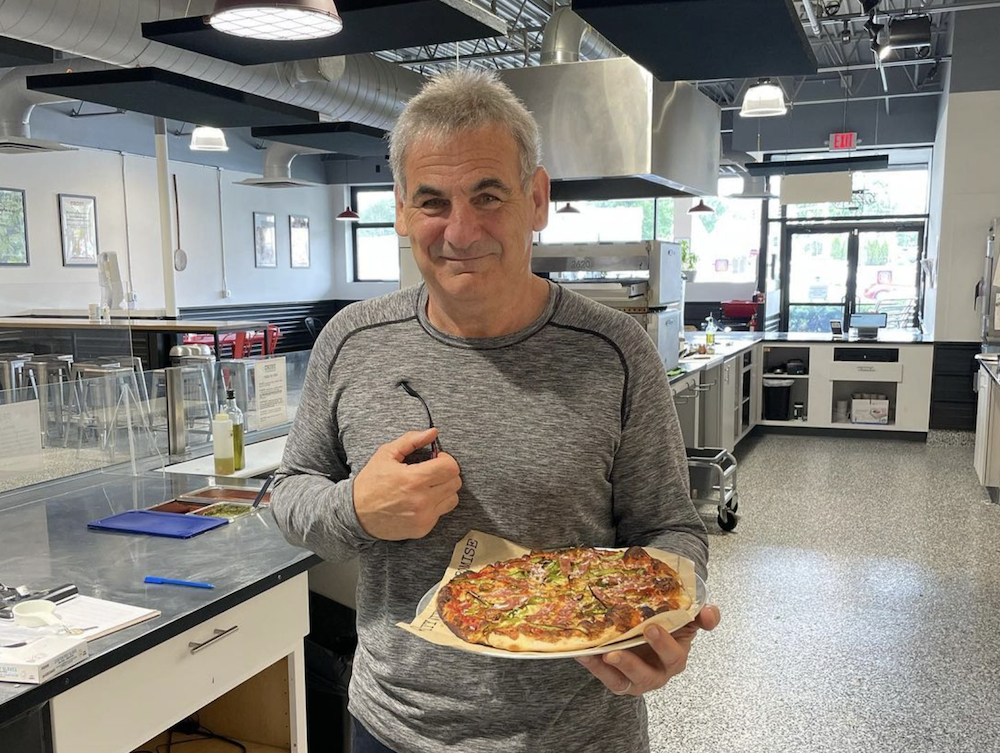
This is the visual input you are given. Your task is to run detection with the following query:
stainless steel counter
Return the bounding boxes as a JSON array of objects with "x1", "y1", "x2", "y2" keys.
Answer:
[{"x1": 0, "y1": 471, "x2": 318, "y2": 724}]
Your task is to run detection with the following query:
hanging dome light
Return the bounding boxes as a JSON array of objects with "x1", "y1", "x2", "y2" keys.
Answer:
[
  {"x1": 336, "y1": 206, "x2": 360, "y2": 222},
  {"x1": 739, "y1": 79, "x2": 788, "y2": 118},
  {"x1": 556, "y1": 203, "x2": 580, "y2": 214},
  {"x1": 209, "y1": 0, "x2": 343, "y2": 41},
  {"x1": 687, "y1": 199, "x2": 715, "y2": 214},
  {"x1": 190, "y1": 126, "x2": 229, "y2": 152}
]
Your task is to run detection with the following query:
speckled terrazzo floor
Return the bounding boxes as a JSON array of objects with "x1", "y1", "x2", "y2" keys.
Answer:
[{"x1": 646, "y1": 432, "x2": 1000, "y2": 753}]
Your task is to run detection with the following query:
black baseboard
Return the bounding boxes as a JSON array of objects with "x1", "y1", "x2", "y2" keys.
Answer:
[{"x1": 754, "y1": 425, "x2": 927, "y2": 442}]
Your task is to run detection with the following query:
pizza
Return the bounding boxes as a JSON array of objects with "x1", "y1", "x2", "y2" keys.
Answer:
[{"x1": 436, "y1": 546, "x2": 692, "y2": 652}]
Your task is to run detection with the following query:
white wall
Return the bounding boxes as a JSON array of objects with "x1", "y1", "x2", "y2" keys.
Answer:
[
  {"x1": 923, "y1": 96, "x2": 949, "y2": 338},
  {"x1": 0, "y1": 149, "x2": 163, "y2": 315},
  {"x1": 930, "y1": 90, "x2": 1000, "y2": 342},
  {"x1": 0, "y1": 148, "x2": 377, "y2": 316}
]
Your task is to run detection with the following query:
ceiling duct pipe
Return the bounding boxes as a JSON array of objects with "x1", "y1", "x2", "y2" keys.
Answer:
[
  {"x1": 0, "y1": 58, "x2": 112, "y2": 154},
  {"x1": 719, "y1": 134, "x2": 775, "y2": 199},
  {"x1": 0, "y1": 0, "x2": 425, "y2": 130},
  {"x1": 540, "y1": 7, "x2": 621, "y2": 65},
  {"x1": 236, "y1": 141, "x2": 328, "y2": 188}
]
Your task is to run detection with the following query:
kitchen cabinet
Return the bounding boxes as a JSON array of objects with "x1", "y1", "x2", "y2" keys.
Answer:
[
  {"x1": 699, "y1": 363, "x2": 723, "y2": 450},
  {"x1": 975, "y1": 362, "x2": 1000, "y2": 489},
  {"x1": 720, "y1": 356, "x2": 738, "y2": 452},
  {"x1": 671, "y1": 372, "x2": 701, "y2": 447}
]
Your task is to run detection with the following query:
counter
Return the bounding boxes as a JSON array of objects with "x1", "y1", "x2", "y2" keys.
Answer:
[{"x1": 0, "y1": 470, "x2": 319, "y2": 745}]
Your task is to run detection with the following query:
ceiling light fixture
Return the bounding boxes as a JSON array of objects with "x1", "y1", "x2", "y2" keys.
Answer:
[
  {"x1": 336, "y1": 205, "x2": 360, "y2": 222},
  {"x1": 879, "y1": 15, "x2": 932, "y2": 61},
  {"x1": 190, "y1": 125, "x2": 229, "y2": 151},
  {"x1": 687, "y1": 199, "x2": 715, "y2": 214},
  {"x1": 739, "y1": 79, "x2": 787, "y2": 118},
  {"x1": 209, "y1": 0, "x2": 343, "y2": 41},
  {"x1": 556, "y1": 203, "x2": 580, "y2": 214}
]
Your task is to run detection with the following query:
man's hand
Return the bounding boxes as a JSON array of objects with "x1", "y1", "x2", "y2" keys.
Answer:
[
  {"x1": 575, "y1": 604, "x2": 721, "y2": 696},
  {"x1": 353, "y1": 428, "x2": 462, "y2": 541}
]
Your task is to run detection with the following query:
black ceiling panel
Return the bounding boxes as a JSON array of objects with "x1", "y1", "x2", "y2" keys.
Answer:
[
  {"x1": 551, "y1": 178, "x2": 689, "y2": 202},
  {"x1": 571, "y1": 0, "x2": 817, "y2": 80},
  {"x1": 26, "y1": 68, "x2": 319, "y2": 128},
  {"x1": 0, "y1": 37, "x2": 55, "y2": 67},
  {"x1": 745, "y1": 155, "x2": 890, "y2": 177},
  {"x1": 251, "y1": 122, "x2": 388, "y2": 156},
  {"x1": 142, "y1": 0, "x2": 507, "y2": 66}
]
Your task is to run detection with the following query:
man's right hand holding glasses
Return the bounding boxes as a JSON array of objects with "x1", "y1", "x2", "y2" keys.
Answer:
[{"x1": 353, "y1": 428, "x2": 462, "y2": 541}]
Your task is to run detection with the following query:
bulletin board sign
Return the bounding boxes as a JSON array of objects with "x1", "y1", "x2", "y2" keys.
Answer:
[
  {"x1": 0, "y1": 187, "x2": 28, "y2": 266},
  {"x1": 256, "y1": 357, "x2": 288, "y2": 430},
  {"x1": 59, "y1": 194, "x2": 99, "y2": 266}
]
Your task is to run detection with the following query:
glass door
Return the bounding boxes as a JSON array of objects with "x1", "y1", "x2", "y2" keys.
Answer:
[
  {"x1": 785, "y1": 231, "x2": 852, "y2": 332},
  {"x1": 853, "y1": 229, "x2": 922, "y2": 329}
]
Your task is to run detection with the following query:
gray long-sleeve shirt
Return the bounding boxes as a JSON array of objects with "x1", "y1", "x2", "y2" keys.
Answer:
[{"x1": 272, "y1": 281, "x2": 708, "y2": 753}]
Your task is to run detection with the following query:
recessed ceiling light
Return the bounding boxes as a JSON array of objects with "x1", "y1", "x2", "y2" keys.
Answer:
[
  {"x1": 209, "y1": 0, "x2": 343, "y2": 41},
  {"x1": 190, "y1": 126, "x2": 229, "y2": 151}
]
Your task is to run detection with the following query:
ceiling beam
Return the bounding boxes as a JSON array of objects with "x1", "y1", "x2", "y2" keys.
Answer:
[
  {"x1": 719, "y1": 89, "x2": 941, "y2": 112},
  {"x1": 815, "y1": 0, "x2": 1000, "y2": 26}
]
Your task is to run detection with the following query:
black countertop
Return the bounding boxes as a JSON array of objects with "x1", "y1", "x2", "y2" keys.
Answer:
[{"x1": 0, "y1": 471, "x2": 319, "y2": 724}]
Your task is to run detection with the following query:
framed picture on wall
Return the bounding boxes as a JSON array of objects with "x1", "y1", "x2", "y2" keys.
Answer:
[
  {"x1": 289, "y1": 214, "x2": 310, "y2": 268},
  {"x1": 58, "y1": 194, "x2": 98, "y2": 266},
  {"x1": 0, "y1": 188, "x2": 28, "y2": 266},
  {"x1": 254, "y1": 212, "x2": 277, "y2": 268}
]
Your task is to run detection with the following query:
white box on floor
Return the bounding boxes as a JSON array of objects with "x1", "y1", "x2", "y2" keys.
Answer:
[
  {"x1": 0, "y1": 636, "x2": 88, "y2": 684},
  {"x1": 852, "y1": 398, "x2": 890, "y2": 424}
]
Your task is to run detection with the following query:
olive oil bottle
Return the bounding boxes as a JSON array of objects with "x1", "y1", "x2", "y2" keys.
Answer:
[
  {"x1": 212, "y1": 412, "x2": 235, "y2": 475},
  {"x1": 221, "y1": 389, "x2": 245, "y2": 471}
]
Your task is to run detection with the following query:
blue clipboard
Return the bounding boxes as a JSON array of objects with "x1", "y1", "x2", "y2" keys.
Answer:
[{"x1": 88, "y1": 510, "x2": 228, "y2": 539}]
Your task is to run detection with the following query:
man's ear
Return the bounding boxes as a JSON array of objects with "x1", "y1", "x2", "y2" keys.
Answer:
[
  {"x1": 394, "y1": 183, "x2": 408, "y2": 236},
  {"x1": 531, "y1": 167, "x2": 550, "y2": 233}
]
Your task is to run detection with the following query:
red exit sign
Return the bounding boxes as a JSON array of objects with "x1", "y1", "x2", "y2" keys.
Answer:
[{"x1": 830, "y1": 132, "x2": 858, "y2": 151}]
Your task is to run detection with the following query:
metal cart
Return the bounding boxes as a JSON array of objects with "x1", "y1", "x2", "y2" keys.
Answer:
[{"x1": 686, "y1": 447, "x2": 739, "y2": 531}]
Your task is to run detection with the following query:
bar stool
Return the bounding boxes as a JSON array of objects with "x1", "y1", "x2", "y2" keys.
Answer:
[
  {"x1": 68, "y1": 363, "x2": 150, "y2": 461},
  {"x1": 23, "y1": 356, "x2": 74, "y2": 445},
  {"x1": 149, "y1": 365, "x2": 215, "y2": 441},
  {"x1": 0, "y1": 355, "x2": 29, "y2": 402},
  {"x1": 96, "y1": 355, "x2": 151, "y2": 421}
]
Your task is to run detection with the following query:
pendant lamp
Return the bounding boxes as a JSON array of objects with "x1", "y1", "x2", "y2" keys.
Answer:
[
  {"x1": 336, "y1": 206, "x2": 360, "y2": 222},
  {"x1": 556, "y1": 203, "x2": 580, "y2": 214},
  {"x1": 739, "y1": 79, "x2": 788, "y2": 118},
  {"x1": 210, "y1": 0, "x2": 343, "y2": 41},
  {"x1": 687, "y1": 199, "x2": 715, "y2": 215},
  {"x1": 190, "y1": 126, "x2": 229, "y2": 152}
]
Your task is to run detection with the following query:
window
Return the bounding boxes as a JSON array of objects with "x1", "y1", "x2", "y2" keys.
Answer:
[
  {"x1": 688, "y1": 177, "x2": 762, "y2": 283},
  {"x1": 538, "y1": 198, "x2": 674, "y2": 244},
  {"x1": 351, "y1": 186, "x2": 398, "y2": 282}
]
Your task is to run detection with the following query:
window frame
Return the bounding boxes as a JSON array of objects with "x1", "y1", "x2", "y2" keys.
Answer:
[{"x1": 351, "y1": 184, "x2": 397, "y2": 283}]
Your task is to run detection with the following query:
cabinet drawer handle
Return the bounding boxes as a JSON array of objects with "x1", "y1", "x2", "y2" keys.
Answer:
[
  {"x1": 694, "y1": 384, "x2": 713, "y2": 392},
  {"x1": 188, "y1": 625, "x2": 239, "y2": 654}
]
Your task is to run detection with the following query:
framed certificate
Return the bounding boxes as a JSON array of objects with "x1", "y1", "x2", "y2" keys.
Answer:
[
  {"x1": 290, "y1": 214, "x2": 310, "y2": 268},
  {"x1": 0, "y1": 188, "x2": 28, "y2": 266},
  {"x1": 254, "y1": 211, "x2": 277, "y2": 268},
  {"x1": 59, "y1": 194, "x2": 99, "y2": 266}
]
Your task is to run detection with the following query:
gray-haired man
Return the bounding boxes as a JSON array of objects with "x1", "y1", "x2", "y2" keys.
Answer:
[{"x1": 272, "y1": 69, "x2": 719, "y2": 753}]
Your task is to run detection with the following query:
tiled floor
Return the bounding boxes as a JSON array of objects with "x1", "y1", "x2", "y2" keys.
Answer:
[{"x1": 647, "y1": 431, "x2": 1000, "y2": 753}]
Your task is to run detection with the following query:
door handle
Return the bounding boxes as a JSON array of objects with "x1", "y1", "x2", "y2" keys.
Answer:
[{"x1": 188, "y1": 625, "x2": 239, "y2": 654}]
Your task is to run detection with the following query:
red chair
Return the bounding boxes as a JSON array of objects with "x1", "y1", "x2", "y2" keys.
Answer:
[{"x1": 265, "y1": 324, "x2": 281, "y2": 355}]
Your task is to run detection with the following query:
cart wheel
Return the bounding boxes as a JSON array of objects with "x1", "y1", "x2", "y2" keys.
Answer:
[
  {"x1": 727, "y1": 497, "x2": 739, "y2": 514},
  {"x1": 717, "y1": 509, "x2": 738, "y2": 532}
]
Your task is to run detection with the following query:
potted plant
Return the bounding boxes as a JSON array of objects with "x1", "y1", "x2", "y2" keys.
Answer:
[{"x1": 680, "y1": 239, "x2": 698, "y2": 283}]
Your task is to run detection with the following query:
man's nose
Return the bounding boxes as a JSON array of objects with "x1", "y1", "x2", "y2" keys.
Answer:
[{"x1": 442, "y1": 201, "x2": 484, "y2": 250}]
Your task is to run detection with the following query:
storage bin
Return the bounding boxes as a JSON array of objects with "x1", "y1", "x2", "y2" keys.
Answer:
[{"x1": 763, "y1": 378, "x2": 794, "y2": 421}]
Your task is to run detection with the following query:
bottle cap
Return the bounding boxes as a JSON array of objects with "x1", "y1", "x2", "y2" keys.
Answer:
[{"x1": 226, "y1": 389, "x2": 236, "y2": 400}]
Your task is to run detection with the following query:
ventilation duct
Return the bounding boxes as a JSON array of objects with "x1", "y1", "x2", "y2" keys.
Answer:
[
  {"x1": 235, "y1": 141, "x2": 326, "y2": 188},
  {"x1": 0, "y1": 0, "x2": 425, "y2": 131},
  {"x1": 720, "y1": 135, "x2": 775, "y2": 199},
  {"x1": 540, "y1": 7, "x2": 620, "y2": 65},
  {"x1": 0, "y1": 60, "x2": 110, "y2": 154}
]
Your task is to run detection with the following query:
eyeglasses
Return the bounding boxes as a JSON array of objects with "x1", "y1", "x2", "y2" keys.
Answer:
[{"x1": 397, "y1": 380, "x2": 442, "y2": 456}]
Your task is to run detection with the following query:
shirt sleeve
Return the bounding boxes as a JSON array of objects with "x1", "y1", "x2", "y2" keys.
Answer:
[
  {"x1": 270, "y1": 318, "x2": 377, "y2": 563},
  {"x1": 610, "y1": 321, "x2": 710, "y2": 580}
]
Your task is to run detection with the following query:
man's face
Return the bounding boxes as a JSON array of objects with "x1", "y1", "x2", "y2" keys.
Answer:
[{"x1": 395, "y1": 125, "x2": 549, "y2": 303}]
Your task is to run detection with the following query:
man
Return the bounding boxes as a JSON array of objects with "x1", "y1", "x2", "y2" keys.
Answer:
[{"x1": 272, "y1": 68, "x2": 719, "y2": 753}]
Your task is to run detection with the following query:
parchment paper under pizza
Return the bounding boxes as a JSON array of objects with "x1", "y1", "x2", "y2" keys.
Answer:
[{"x1": 397, "y1": 530, "x2": 704, "y2": 659}]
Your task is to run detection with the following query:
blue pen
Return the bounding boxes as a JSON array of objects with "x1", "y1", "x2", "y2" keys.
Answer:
[{"x1": 144, "y1": 576, "x2": 215, "y2": 589}]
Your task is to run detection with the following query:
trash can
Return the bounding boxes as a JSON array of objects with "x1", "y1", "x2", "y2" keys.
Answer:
[
  {"x1": 305, "y1": 592, "x2": 357, "y2": 752},
  {"x1": 763, "y1": 379, "x2": 795, "y2": 421}
]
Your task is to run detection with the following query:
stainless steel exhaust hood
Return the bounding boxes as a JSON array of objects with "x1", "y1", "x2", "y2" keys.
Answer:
[{"x1": 499, "y1": 57, "x2": 720, "y2": 201}]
